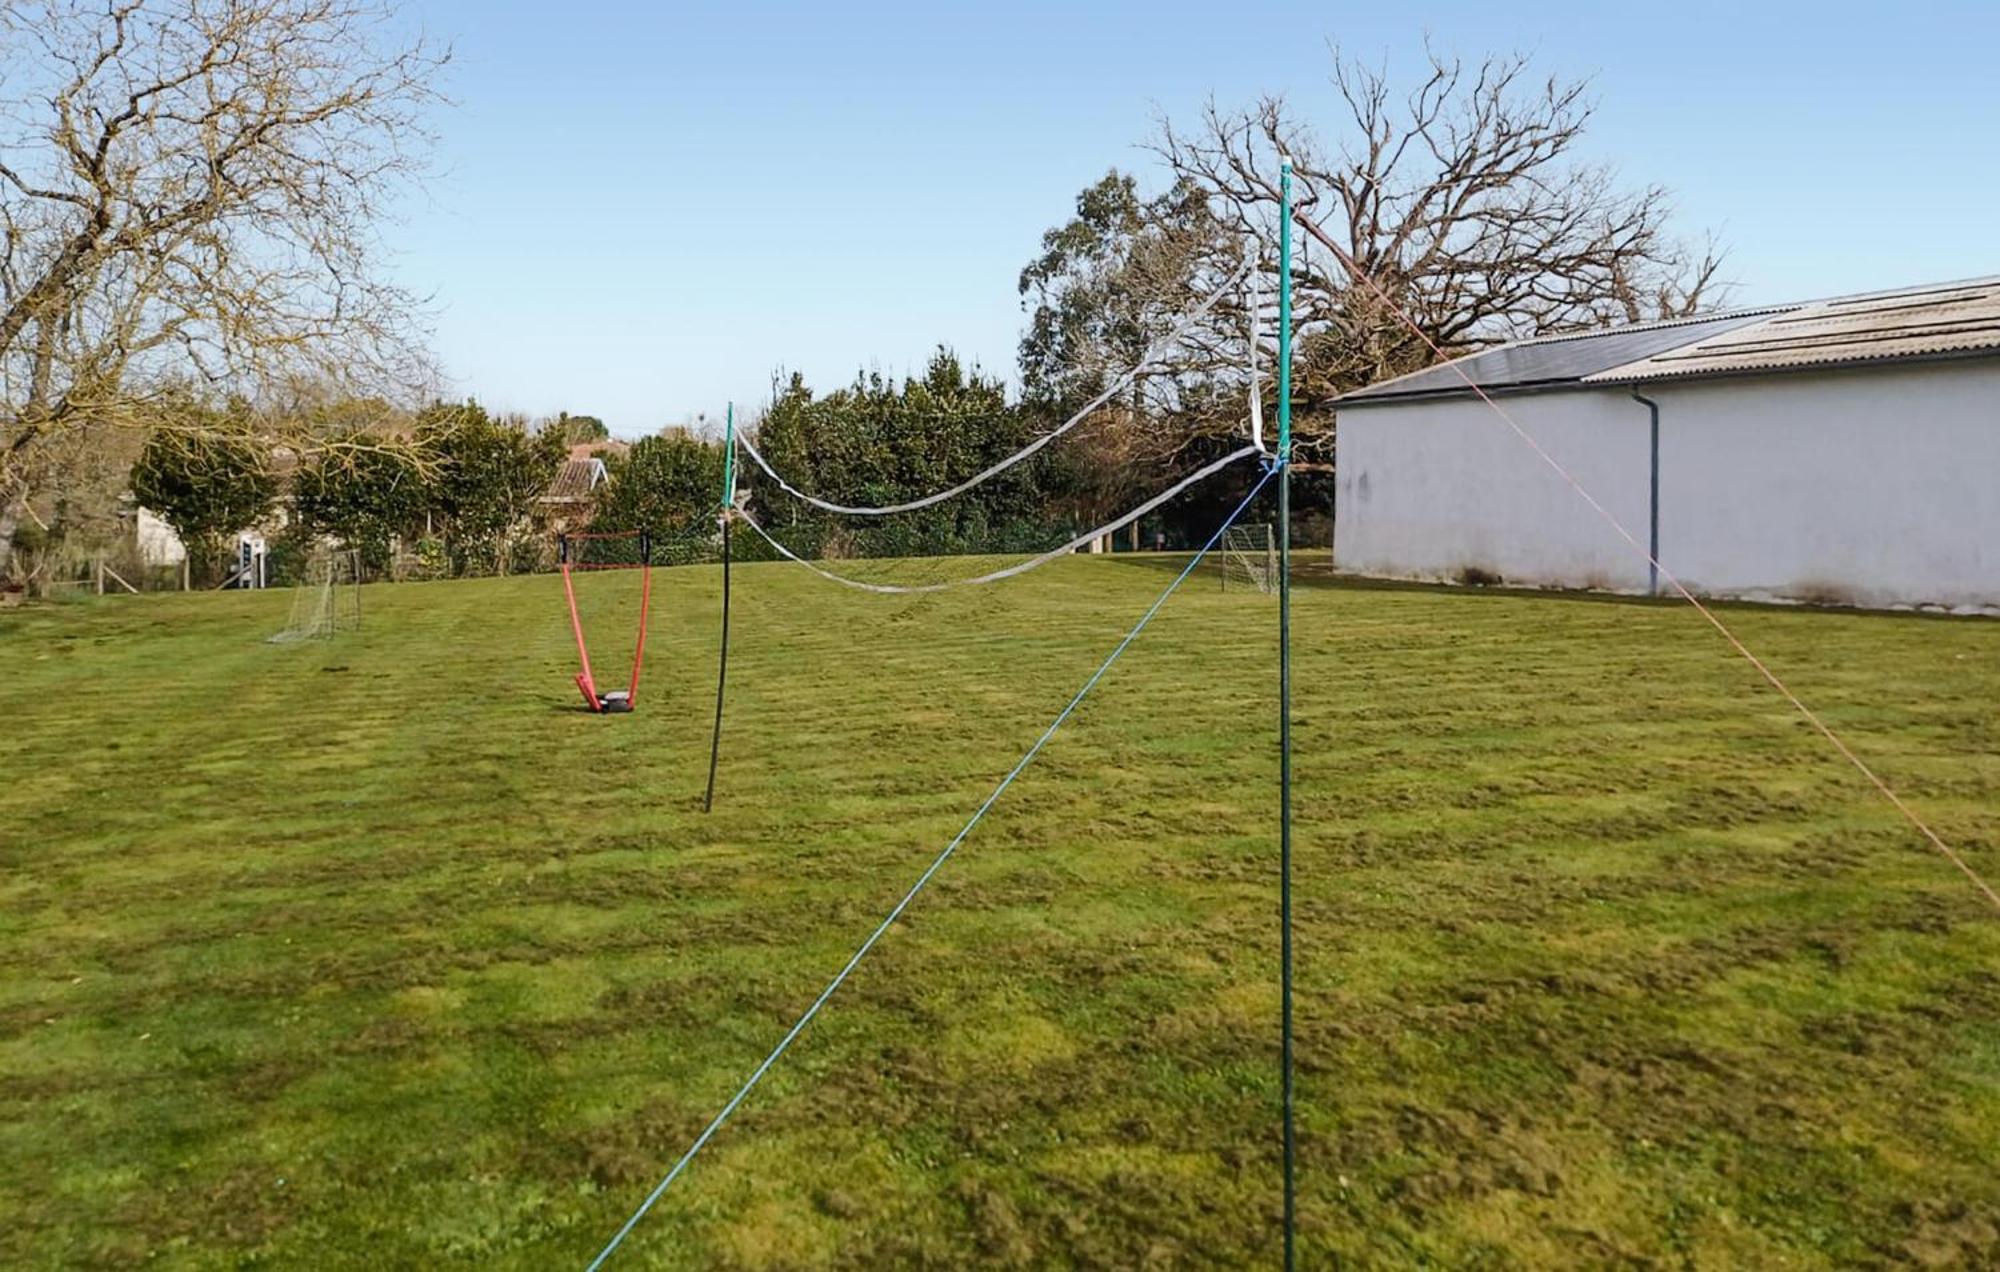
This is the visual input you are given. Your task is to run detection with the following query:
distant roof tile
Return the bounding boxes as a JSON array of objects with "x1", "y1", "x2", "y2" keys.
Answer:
[{"x1": 544, "y1": 457, "x2": 605, "y2": 502}]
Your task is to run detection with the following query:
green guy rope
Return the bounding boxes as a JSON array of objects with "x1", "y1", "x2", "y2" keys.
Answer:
[{"x1": 587, "y1": 466, "x2": 1280, "y2": 1269}]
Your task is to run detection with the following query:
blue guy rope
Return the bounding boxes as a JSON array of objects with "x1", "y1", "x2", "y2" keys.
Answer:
[{"x1": 585, "y1": 461, "x2": 1281, "y2": 1270}]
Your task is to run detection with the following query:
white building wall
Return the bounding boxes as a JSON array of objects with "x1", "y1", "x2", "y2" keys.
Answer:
[
  {"x1": 1652, "y1": 362, "x2": 2000, "y2": 609},
  {"x1": 134, "y1": 508, "x2": 187, "y2": 566},
  {"x1": 1333, "y1": 359, "x2": 2000, "y2": 611},
  {"x1": 1334, "y1": 389, "x2": 1653, "y2": 592}
]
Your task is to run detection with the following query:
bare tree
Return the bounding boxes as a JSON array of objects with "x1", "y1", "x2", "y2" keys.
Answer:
[
  {"x1": 1151, "y1": 41, "x2": 1728, "y2": 450},
  {"x1": 0, "y1": 0, "x2": 448, "y2": 579}
]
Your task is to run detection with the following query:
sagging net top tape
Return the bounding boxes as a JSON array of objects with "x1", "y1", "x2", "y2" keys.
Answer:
[
  {"x1": 737, "y1": 445, "x2": 1262, "y2": 594},
  {"x1": 736, "y1": 260, "x2": 1254, "y2": 517}
]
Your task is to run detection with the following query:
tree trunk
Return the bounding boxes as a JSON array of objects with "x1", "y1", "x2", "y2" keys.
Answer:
[{"x1": 0, "y1": 482, "x2": 26, "y2": 584}]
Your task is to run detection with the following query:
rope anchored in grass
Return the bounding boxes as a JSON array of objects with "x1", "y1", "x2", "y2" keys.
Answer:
[{"x1": 584, "y1": 462, "x2": 1280, "y2": 1270}]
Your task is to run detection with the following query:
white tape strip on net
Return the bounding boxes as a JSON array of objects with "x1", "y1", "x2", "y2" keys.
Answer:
[
  {"x1": 1247, "y1": 253, "x2": 1266, "y2": 453},
  {"x1": 736, "y1": 263, "x2": 1252, "y2": 517},
  {"x1": 738, "y1": 445, "x2": 1261, "y2": 594}
]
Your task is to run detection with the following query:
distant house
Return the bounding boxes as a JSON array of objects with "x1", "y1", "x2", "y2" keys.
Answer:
[
  {"x1": 133, "y1": 505, "x2": 189, "y2": 567},
  {"x1": 540, "y1": 442, "x2": 620, "y2": 529},
  {"x1": 126, "y1": 503, "x2": 278, "y2": 585},
  {"x1": 544, "y1": 454, "x2": 608, "y2": 504},
  {"x1": 1332, "y1": 277, "x2": 2000, "y2": 613}
]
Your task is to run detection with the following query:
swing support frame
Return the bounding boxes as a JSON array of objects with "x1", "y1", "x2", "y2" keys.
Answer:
[{"x1": 559, "y1": 530, "x2": 654, "y2": 714}]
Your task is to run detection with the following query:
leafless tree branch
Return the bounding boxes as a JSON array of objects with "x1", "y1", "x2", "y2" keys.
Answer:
[
  {"x1": 1138, "y1": 39, "x2": 1730, "y2": 453},
  {"x1": 0, "y1": 0, "x2": 449, "y2": 574}
]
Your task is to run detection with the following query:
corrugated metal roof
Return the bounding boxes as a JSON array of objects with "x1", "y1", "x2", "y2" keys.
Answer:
[
  {"x1": 1332, "y1": 275, "x2": 2000, "y2": 406},
  {"x1": 1335, "y1": 309, "x2": 1780, "y2": 405},
  {"x1": 1584, "y1": 278, "x2": 2000, "y2": 382}
]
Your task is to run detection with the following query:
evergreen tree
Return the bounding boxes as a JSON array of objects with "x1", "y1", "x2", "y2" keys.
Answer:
[{"x1": 129, "y1": 418, "x2": 277, "y2": 583}]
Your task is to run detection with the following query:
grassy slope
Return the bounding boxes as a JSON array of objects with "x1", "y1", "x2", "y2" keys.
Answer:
[{"x1": 1, "y1": 559, "x2": 1997, "y2": 1269}]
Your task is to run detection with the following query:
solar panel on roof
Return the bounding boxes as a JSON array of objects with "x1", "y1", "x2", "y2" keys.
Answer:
[{"x1": 1335, "y1": 311, "x2": 1774, "y2": 404}]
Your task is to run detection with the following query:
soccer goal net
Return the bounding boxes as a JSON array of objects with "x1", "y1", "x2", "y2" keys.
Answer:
[
  {"x1": 1220, "y1": 523, "x2": 1276, "y2": 594},
  {"x1": 268, "y1": 547, "x2": 362, "y2": 643}
]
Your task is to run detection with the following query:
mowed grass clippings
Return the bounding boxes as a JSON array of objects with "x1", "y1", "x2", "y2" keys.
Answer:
[{"x1": 1, "y1": 558, "x2": 1997, "y2": 1269}]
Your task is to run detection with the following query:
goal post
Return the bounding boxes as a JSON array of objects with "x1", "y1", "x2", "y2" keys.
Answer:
[
  {"x1": 1220, "y1": 523, "x2": 1276, "y2": 595},
  {"x1": 268, "y1": 546, "x2": 361, "y2": 643}
]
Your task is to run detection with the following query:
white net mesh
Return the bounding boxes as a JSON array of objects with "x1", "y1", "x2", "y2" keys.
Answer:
[
  {"x1": 740, "y1": 447, "x2": 1261, "y2": 594},
  {"x1": 1220, "y1": 523, "x2": 1275, "y2": 594},
  {"x1": 268, "y1": 547, "x2": 361, "y2": 643}
]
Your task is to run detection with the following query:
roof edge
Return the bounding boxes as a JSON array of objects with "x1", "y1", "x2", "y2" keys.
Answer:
[{"x1": 1333, "y1": 273, "x2": 2000, "y2": 407}]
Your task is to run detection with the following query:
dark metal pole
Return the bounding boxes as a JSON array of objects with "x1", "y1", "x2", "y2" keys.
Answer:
[
  {"x1": 703, "y1": 516, "x2": 732, "y2": 814},
  {"x1": 704, "y1": 405, "x2": 739, "y2": 813},
  {"x1": 1276, "y1": 155, "x2": 1297, "y2": 1272},
  {"x1": 1279, "y1": 456, "x2": 1295, "y2": 1270},
  {"x1": 1633, "y1": 388, "x2": 1661, "y2": 597}
]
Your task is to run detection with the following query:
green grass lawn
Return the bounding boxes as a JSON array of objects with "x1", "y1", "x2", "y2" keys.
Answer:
[{"x1": 3, "y1": 558, "x2": 1998, "y2": 1268}]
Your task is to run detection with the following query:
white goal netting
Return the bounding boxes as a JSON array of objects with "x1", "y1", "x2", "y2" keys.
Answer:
[
  {"x1": 1220, "y1": 523, "x2": 1276, "y2": 594},
  {"x1": 268, "y1": 547, "x2": 362, "y2": 643}
]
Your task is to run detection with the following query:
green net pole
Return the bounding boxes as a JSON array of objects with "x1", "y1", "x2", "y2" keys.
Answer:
[
  {"x1": 704, "y1": 403, "x2": 736, "y2": 813},
  {"x1": 1277, "y1": 154, "x2": 1297, "y2": 1272},
  {"x1": 721, "y1": 401, "x2": 737, "y2": 508}
]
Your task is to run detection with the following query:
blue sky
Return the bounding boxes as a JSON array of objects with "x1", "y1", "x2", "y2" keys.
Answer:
[{"x1": 393, "y1": 1, "x2": 2000, "y2": 436}]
